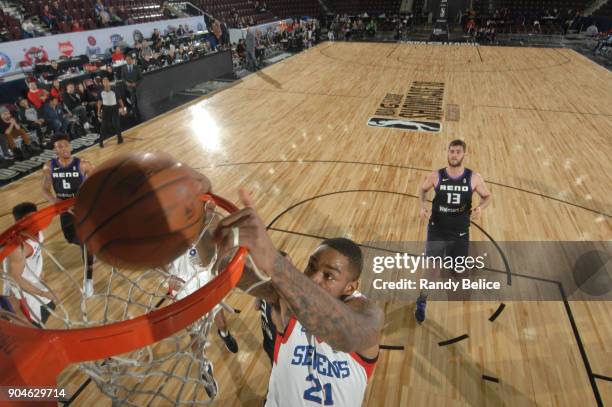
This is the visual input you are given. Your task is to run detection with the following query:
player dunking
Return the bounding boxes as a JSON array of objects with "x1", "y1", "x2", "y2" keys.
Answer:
[
  {"x1": 41, "y1": 134, "x2": 96, "y2": 297},
  {"x1": 211, "y1": 190, "x2": 384, "y2": 406},
  {"x1": 415, "y1": 139, "x2": 492, "y2": 323}
]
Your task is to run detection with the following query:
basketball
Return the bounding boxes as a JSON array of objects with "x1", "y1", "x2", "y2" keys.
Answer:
[{"x1": 74, "y1": 152, "x2": 211, "y2": 270}]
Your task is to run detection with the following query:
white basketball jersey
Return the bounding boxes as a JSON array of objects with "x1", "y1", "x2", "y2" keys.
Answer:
[
  {"x1": 265, "y1": 292, "x2": 376, "y2": 407},
  {"x1": 2, "y1": 232, "x2": 50, "y2": 322},
  {"x1": 168, "y1": 246, "x2": 214, "y2": 300}
]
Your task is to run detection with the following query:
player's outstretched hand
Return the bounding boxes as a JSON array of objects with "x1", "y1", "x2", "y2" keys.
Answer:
[
  {"x1": 215, "y1": 189, "x2": 278, "y2": 275},
  {"x1": 419, "y1": 207, "x2": 430, "y2": 220}
]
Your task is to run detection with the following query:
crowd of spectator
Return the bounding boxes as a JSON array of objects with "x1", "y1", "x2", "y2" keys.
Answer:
[
  {"x1": 231, "y1": 19, "x2": 318, "y2": 71},
  {"x1": 458, "y1": 7, "x2": 592, "y2": 40},
  {"x1": 219, "y1": 2, "x2": 266, "y2": 30},
  {"x1": 321, "y1": 8, "x2": 609, "y2": 45},
  {"x1": 0, "y1": 24, "x2": 227, "y2": 167},
  {"x1": 193, "y1": 0, "x2": 277, "y2": 30},
  {"x1": 227, "y1": 11, "x2": 256, "y2": 29},
  {"x1": 328, "y1": 15, "x2": 380, "y2": 41},
  {"x1": 592, "y1": 27, "x2": 612, "y2": 55},
  {"x1": 1, "y1": 0, "x2": 168, "y2": 42},
  {"x1": 4, "y1": 0, "x2": 305, "y2": 43},
  {"x1": 325, "y1": 14, "x2": 412, "y2": 41},
  {"x1": 321, "y1": 7, "x2": 610, "y2": 46},
  {"x1": 91, "y1": 0, "x2": 133, "y2": 28},
  {"x1": 226, "y1": 0, "x2": 267, "y2": 28}
]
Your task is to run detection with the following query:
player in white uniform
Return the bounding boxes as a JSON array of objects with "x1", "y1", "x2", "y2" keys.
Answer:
[
  {"x1": 267, "y1": 290, "x2": 376, "y2": 406},
  {"x1": 2, "y1": 202, "x2": 55, "y2": 328},
  {"x1": 165, "y1": 241, "x2": 239, "y2": 398},
  {"x1": 212, "y1": 190, "x2": 384, "y2": 406}
]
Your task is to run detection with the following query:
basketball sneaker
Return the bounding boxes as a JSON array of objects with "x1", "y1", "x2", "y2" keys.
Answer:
[
  {"x1": 218, "y1": 330, "x2": 239, "y2": 353},
  {"x1": 84, "y1": 279, "x2": 94, "y2": 297},
  {"x1": 201, "y1": 362, "x2": 218, "y2": 398},
  {"x1": 415, "y1": 298, "x2": 427, "y2": 324}
]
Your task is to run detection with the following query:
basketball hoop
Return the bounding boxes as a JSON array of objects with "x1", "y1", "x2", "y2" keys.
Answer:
[{"x1": 0, "y1": 193, "x2": 246, "y2": 405}]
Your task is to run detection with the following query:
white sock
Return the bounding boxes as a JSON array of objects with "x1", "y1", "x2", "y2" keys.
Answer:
[{"x1": 219, "y1": 330, "x2": 229, "y2": 338}]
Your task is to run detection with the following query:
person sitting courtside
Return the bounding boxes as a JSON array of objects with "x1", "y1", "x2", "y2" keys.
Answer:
[
  {"x1": 62, "y1": 82, "x2": 93, "y2": 131},
  {"x1": 43, "y1": 97, "x2": 71, "y2": 136},
  {"x1": 27, "y1": 80, "x2": 49, "y2": 111},
  {"x1": 16, "y1": 97, "x2": 48, "y2": 145},
  {"x1": 0, "y1": 107, "x2": 40, "y2": 160}
]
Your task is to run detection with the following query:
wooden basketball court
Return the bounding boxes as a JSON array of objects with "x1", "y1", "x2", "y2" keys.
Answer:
[{"x1": 1, "y1": 42, "x2": 611, "y2": 406}]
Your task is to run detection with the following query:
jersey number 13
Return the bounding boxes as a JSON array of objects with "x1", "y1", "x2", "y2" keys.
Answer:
[{"x1": 447, "y1": 193, "x2": 461, "y2": 204}]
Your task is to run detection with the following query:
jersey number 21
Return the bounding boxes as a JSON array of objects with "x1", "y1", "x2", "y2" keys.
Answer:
[{"x1": 304, "y1": 374, "x2": 333, "y2": 405}]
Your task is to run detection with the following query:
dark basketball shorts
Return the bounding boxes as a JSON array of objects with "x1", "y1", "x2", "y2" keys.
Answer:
[
  {"x1": 60, "y1": 212, "x2": 80, "y2": 245},
  {"x1": 426, "y1": 221, "x2": 470, "y2": 268},
  {"x1": 262, "y1": 328, "x2": 275, "y2": 364},
  {"x1": 26, "y1": 301, "x2": 55, "y2": 329},
  {"x1": 260, "y1": 300, "x2": 276, "y2": 364}
]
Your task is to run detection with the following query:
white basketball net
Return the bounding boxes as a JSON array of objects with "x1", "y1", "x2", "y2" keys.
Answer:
[{"x1": 0, "y1": 201, "x2": 231, "y2": 405}]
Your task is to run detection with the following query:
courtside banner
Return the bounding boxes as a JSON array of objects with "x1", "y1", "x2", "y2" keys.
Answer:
[
  {"x1": 0, "y1": 16, "x2": 206, "y2": 78},
  {"x1": 228, "y1": 19, "x2": 292, "y2": 44},
  {"x1": 359, "y1": 241, "x2": 612, "y2": 301}
]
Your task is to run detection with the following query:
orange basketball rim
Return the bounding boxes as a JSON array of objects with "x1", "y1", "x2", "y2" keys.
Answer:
[{"x1": 0, "y1": 193, "x2": 246, "y2": 389}]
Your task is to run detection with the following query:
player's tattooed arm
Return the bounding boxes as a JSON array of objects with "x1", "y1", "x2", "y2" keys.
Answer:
[
  {"x1": 41, "y1": 162, "x2": 57, "y2": 203},
  {"x1": 217, "y1": 189, "x2": 383, "y2": 352},
  {"x1": 268, "y1": 252, "x2": 383, "y2": 353}
]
